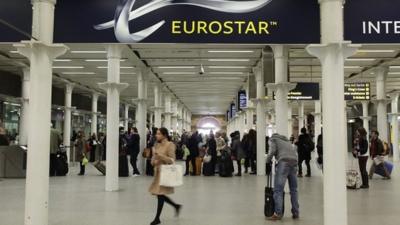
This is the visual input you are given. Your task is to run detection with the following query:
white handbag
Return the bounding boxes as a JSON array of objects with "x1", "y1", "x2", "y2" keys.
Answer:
[
  {"x1": 203, "y1": 154, "x2": 212, "y2": 163},
  {"x1": 159, "y1": 163, "x2": 184, "y2": 187}
]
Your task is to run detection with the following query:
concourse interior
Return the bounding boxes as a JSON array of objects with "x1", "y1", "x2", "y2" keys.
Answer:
[{"x1": 1, "y1": 42, "x2": 400, "y2": 225}]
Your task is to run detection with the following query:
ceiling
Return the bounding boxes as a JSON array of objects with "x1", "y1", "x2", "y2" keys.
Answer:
[{"x1": 0, "y1": 43, "x2": 399, "y2": 115}]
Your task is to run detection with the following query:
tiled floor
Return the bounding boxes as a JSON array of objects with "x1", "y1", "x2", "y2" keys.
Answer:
[{"x1": 0, "y1": 159, "x2": 398, "y2": 225}]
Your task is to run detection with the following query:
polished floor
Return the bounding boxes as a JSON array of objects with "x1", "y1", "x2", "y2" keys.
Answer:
[{"x1": 0, "y1": 159, "x2": 399, "y2": 225}]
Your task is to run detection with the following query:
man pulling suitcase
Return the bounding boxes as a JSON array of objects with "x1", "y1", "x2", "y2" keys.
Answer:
[{"x1": 265, "y1": 133, "x2": 300, "y2": 221}]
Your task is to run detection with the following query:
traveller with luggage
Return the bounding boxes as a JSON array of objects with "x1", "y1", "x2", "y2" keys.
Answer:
[
  {"x1": 352, "y1": 127, "x2": 369, "y2": 188},
  {"x1": 203, "y1": 133, "x2": 217, "y2": 176},
  {"x1": 75, "y1": 131, "x2": 87, "y2": 176},
  {"x1": 148, "y1": 127, "x2": 182, "y2": 225},
  {"x1": 265, "y1": 133, "x2": 299, "y2": 221},
  {"x1": 49, "y1": 127, "x2": 63, "y2": 176},
  {"x1": 369, "y1": 130, "x2": 391, "y2": 179}
]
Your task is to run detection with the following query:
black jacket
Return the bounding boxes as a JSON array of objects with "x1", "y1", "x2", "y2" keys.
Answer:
[
  {"x1": 296, "y1": 134, "x2": 314, "y2": 160},
  {"x1": 188, "y1": 134, "x2": 200, "y2": 157},
  {"x1": 0, "y1": 134, "x2": 9, "y2": 146}
]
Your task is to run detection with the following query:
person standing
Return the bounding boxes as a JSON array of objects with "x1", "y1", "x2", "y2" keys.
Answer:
[
  {"x1": 187, "y1": 131, "x2": 200, "y2": 176},
  {"x1": 295, "y1": 128, "x2": 314, "y2": 177},
  {"x1": 230, "y1": 131, "x2": 244, "y2": 176},
  {"x1": 49, "y1": 127, "x2": 62, "y2": 176},
  {"x1": 241, "y1": 133, "x2": 250, "y2": 173},
  {"x1": 88, "y1": 133, "x2": 98, "y2": 162},
  {"x1": 316, "y1": 132, "x2": 323, "y2": 170},
  {"x1": 128, "y1": 127, "x2": 141, "y2": 176},
  {"x1": 75, "y1": 131, "x2": 87, "y2": 176},
  {"x1": 206, "y1": 133, "x2": 217, "y2": 176},
  {"x1": 247, "y1": 129, "x2": 257, "y2": 175},
  {"x1": 266, "y1": 133, "x2": 299, "y2": 220},
  {"x1": 149, "y1": 127, "x2": 182, "y2": 225},
  {"x1": 369, "y1": 130, "x2": 391, "y2": 179},
  {"x1": 352, "y1": 127, "x2": 369, "y2": 188}
]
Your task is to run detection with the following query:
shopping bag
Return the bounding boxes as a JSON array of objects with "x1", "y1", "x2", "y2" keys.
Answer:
[
  {"x1": 82, "y1": 156, "x2": 89, "y2": 166},
  {"x1": 346, "y1": 159, "x2": 361, "y2": 189},
  {"x1": 159, "y1": 164, "x2": 183, "y2": 187}
]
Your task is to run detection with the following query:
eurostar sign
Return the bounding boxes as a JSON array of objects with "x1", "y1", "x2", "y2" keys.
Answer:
[{"x1": 53, "y1": 0, "x2": 320, "y2": 44}]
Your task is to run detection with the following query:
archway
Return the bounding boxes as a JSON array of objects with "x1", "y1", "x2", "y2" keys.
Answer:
[{"x1": 196, "y1": 116, "x2": 221, "y2": 136}]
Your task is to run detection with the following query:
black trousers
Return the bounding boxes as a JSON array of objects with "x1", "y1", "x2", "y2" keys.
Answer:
[
  {"x1": 49, "y1": 153, "x2": 57, "y2": 176},
  {"x1": 89, "y1": 146, "x2": 96, "y2": 162},
  {"x1": 153, "y1": 195, "x2": 178, "y2": 221},
  {"x1": 79, "y1": 160, "x2": 85, "y2": 175},
  {"x1": 298, "y1": 158, "x2": 311, "y2": 175},
  {"x1": 185, "y1": 156, "x2": 197, "y2": 175},
  {"x1": 236, "y1": 159, "x2": 242, "y2": 175},
  {"x1": 358, "y1": 156, "x2": 369, "y2": 186},
  {"x1": 130, "y1": 151, "x2": 140, "y2": 174}
]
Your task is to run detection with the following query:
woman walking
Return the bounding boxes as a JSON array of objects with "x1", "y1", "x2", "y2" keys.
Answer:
[{"x1": 149, "y1": 127, "x2": 182, "y2": 225}]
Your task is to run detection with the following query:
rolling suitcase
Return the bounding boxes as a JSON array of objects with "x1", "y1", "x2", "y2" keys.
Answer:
[
  {"x1": 55, "y1": 151, "x2": 69, "y2": 176},
  {"x1": 195, "y1": 157, "x2": 202, "y2": 175},
  {"x1": 264, "y1": 173, "x2": 275, "y2": 217},
  {"x1": 93, "y1": 160, "x2": 106, "y2": 175},
  {"x1": 375, "y1": 161, "x2": 393, "y2": 177},
  {"x1": 219, "y1": 151, "x2": 233, "y2": 177},
  {"x1": 119, "y1": 155, "x2": 129, "y2": 177},
  {"x1": 202, "y1": 162, "x2": 214, "y2": 176}
]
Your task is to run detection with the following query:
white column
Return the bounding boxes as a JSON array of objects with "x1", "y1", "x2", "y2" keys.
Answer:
[
  {"x1": 268, "y1": 45, "x2": 295, "y2": 137},
  {"x1": 298, "y1": 101, "x2": 304, "y2": 133},
  {"x1": 253, "y1": 66, "x2": 266, "y2": 176},
  {"x1": 99, "y1": 45, "x2": 128, "y2": 192},
  {"x1": 124, "y1": 104, "x2": 129, "y2": 131},
  {"x1": 63, "y1": 83, "x2": 74, "y2": 163},
  {"x1": 164, "y1": 94, "x2": 172, "y2": 131},
  {"x1": 14, "y1": 1, "x2": 68, "y2": 224},
  {"x1": 153, "y1": 84, "x2": 163, "y2": 128},
  {"x1": 314, "y1": 100, "x2": 322, "y2": 145},
  {"x1": 389, "y1": 93, "x2": 399, "y2": 162},
  {"x1": 91, "y1": 93, "x2": 99, "y2": 135},
  {"x1": 19, "y1": 68, "x2": 30, "y2": 145},
  {"x1": 306, "y1": 1, "x2": 359, "y2": 224},
  {"x1": 375, "y1": 67, "x2": 389, "y2": 143},
  {"x1": 288, "y1": 103, "x2": 293, "y2": 138},
  {"x1": 171, "y1": 99, "x2": 178, "y2": 132},
  {"x1": 137, "y1": 69, "x2": 148, "y2": 173},
  {"x1": 360, "y1": 101, "x2": 371, "y2": 143}
]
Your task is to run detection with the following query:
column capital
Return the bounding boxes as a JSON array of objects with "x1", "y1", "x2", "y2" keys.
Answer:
[
  {"x1": 65, "y1": 82, "x2": 75, "y2": 93},
  {"x1": 389, "y1": 92, "x2": 400, "y2": 99},
  {"x1": 32, "y1": 0, "x2": 57, "y2": 4},
  {"x1": 14, "y1": 41, "x2": 68, "y2": 61},
  {"x1": 63, "y1": 106, "x2": 77, "y2": 111},
  {"x1": 266, "y1": 82, "x2": 296, "y2": 92},
  {"x1": 311, "y1": 112, "x2": 322, "y2": 116},
  {"x1": 98, "y1": 82, "x2": 129, "y2": 92},
  {"x1": 163, "y1": 112, "x2": 174, "y2": 116},
  {"x1": 359, "y1": 116, "x2": 371, "y2": 121},
  {"x1": 106, "y1": 45, "x2": 124, "y2": 59},
  {"x1": 150, "y1": 106, "x2": 164, "y2": 110},
  {"x1": 371, "y1": 99, "x2": 391, "y2": 105},
  {"x1": 306, "y1": 42, "x2": 360, "y2": 61}
]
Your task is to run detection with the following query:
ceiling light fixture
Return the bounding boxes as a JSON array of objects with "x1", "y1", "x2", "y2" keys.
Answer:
[
  {"x1": 344, "y1": 66, "x2": 362, "y2": 69},
  {"x1": 53, "y1": 66, "x2": 84, "y2": 69},
  {"x1": 62, "y1": 72, "x2": 96, "y2": 75},
  {"x1": 121, "y1": 72, "x2": 137, "y2": 75},
  {"x1": 85, "y1": 59, "x2": 126, "y2": 62},
  {"x1": 346, "y1": 58, "x2": 376, "y2": 61},
  {"x1": 97, "y1": 66, "x2": 134, "y2": 69},
  {"x1": 9, "y1": 50, "x2": 18, "y2": 54},
  {"x1": 209, "y1": 72, "x2": 244, "y2": 74},
  {"x1": 357, "y1": 50, "x2": 395, "y2": 53},
  {"x1": 208, "y1": 50, "x2": 254, "y2": 53},
  {"x1": 200, "y1": 64, "x2": 205, "y2": 75},
  {"x1": 390, "y1": 66, "x2": 400, "y2": 69},
  {"x1": 70, "y1": 50, "x2": 107, "y2": 54},
  {"x1": 163, "y1": 72, "x2": 197, "y2": 75},
  {"x1": 208, "y1": 59, "x2": 250, "y2": 62},
  {"x1": 54, "y1": 59, "x2": 72, "y2": 62},
  {"x1": 208, "y1": 66, "x2": 248, "y2": 69},
  {"x1": 157, "y1": 66, "x2": 196, "y2": 69}
]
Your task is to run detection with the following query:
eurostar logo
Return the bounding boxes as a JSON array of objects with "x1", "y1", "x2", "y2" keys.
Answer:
[{"x1": 94, "y1": 0, "x2": 273, "y2": 43}]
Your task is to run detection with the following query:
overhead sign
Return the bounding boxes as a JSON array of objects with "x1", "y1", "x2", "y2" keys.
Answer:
[
  {"x1": 344, "y1": 0, "x2": 400, "y2": 43},
  {"x1": 273, "y1": 82, "x2": 320, "y2": 100},
  {"x1": 51, "y1": 0, "x2": 320, "y2": 43},
  {"x1": 230, "y1": 103, "x2": 236, "y2": 118},
  {"x1": 237, "y1": 90, "x2": 247, "y2": 111},
  {"x1": 344, "y1": 83, "x2": 370, "y2": 101}
]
